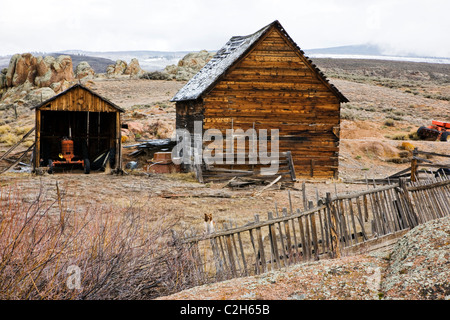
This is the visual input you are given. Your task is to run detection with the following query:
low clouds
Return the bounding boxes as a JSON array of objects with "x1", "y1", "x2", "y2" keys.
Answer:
[{"x1": 0, "y1": 0, "x2": 448, "y2": 57}]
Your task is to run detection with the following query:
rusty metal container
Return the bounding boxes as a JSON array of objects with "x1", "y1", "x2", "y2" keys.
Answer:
[{"x1": 145, "y1": 152, "x2": 180, "y2": 174}]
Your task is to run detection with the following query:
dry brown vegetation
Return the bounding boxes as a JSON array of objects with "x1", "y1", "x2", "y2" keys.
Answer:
[{"x1": 0, "y1": 182, "x2": 203, "y2": 299}]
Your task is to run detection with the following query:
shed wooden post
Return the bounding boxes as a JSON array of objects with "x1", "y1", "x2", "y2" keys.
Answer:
[
  {"x1": 34, "y1": 109, "x2": 41, "y2": 170},
  {"x1": 116, "y1": 111, "x2": 122, "y2": 170}
]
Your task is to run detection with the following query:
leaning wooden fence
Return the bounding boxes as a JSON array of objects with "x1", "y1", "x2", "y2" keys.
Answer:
[{"x1": 174, "y1": 174, "x2": 450, "y2": 283}]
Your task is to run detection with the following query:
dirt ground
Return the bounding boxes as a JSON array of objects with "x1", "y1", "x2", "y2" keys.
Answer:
[{"x1": 0, "y1": 76, "x2": 448, "y2": 236}]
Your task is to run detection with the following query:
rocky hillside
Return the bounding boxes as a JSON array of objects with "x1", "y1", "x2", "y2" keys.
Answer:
[
  {"x1": 159, "y1": 216, "x2": 450, "y2": 300},
  {"x1": 141, "y1": 50, "x2": 215, "y2": 81}
]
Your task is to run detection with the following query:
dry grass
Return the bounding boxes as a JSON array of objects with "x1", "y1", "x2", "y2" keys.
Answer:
[
  {"x1": 0, "y1": 182, "x2": 202, "y2": 299},
  {"x1": 0, "y1": 132, "x2": 19, "y2": 146}
]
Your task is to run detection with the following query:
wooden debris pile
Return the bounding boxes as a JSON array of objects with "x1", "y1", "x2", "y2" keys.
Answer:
[{"x1": 124, "y1": 139, "x2": 176, "y2": 158}]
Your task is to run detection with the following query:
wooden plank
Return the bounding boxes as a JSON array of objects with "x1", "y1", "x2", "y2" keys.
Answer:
[
  {"x1": 296, "y1": 209, "x2": 307, "y2": 261},
  {"x1": 248, "y1": 228, "x2": 260, "y2": 274},
  {"x1": 237, "y1": 232, "x2": 248, "y2": 276},
  {"x1": 268, "y1": 212, "x2": 281, "y2": 269},
  {"x1": 225, "y1": 232, "x2": 237, "y2": 277},
  {"x1": 1, "y1": 143, "x2": 35, "y2": 174},
  {"x1": 282, "y1": 208, "x2": 293, "y2": 264},
  {"x1": 210, "y1": 237, "x2": 224, "y2": 279},
  {"x1": 216, "y1": 236, "x2": 230, "y2": 278},
  {"x1": 230, "y1": 230, "x2": 243, "y2": 276},
  {"x1": 303, "y1": 213, "x2": 312, "y2": 260},
  {"x1": 347, "y1": 199, "x2": 359, "y2": 244},
  {"x1": 286, "y1": 151, "x2": 296, "y2": 181},
  {"x1": 355, "y1": 196, "x2": 368, "y2": 240},
  {"x1": 308, "y1": 202, "x2": 319, "y2": 260},
  {"x1": 254, "y1": 214, "x2": 267, "y2": 273},
  {"x1": 326, "y1": 193, "x2": 341, "y2": 259}
]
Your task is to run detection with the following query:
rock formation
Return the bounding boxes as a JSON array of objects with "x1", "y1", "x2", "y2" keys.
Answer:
[
  {"x1": 75, "y1": 61, "x2": 95, "y2": 79},
  {"x1": 0, "y1": 53, "x2": 77, "y2": 120},
  {"x1": 141, "y1": 50, "x2": 215, "y2": 81},
  {"x1": 106, "y1": 59, "x2": 144, "y2": 78},
  {"x1": 124, "y1": 58, "x2": 145, "y2": 77},
  {"x1": 1, "y1": 53, "x2": 75, "y2": 91}
]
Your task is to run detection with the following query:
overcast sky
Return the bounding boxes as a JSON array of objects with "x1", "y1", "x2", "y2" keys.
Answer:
[{"x1": 1, "y1": 0, "x2": 449, "y2": 57}]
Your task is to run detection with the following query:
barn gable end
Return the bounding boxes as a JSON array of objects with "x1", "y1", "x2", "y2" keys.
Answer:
[
  {"x1": 173, "y1": 20, "x2": 348, "y2": 179},
  {"x1": 32, "y1": 83, "x2": 123, "y2": 173}
]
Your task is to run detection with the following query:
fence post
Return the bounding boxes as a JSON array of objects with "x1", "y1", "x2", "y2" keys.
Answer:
[
  {"x1": 326, "y1": 193, "x2": 341, "y2": 259},
  {"x1": 411, "y1": 148, "x2": 419, "y2": 182}
]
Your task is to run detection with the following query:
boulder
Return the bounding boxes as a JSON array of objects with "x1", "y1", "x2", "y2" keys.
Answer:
[
  {"x1": 6, "y1": 53, "x2": 37, "y2": 87},
  {"x1": 107, "y1": 60, "x2": 128, "y2": 77},
  {"x1": 163, "y1": 50, "x2": 215, "y2": 81},
  {"x1": 34, "y1": 55, "x2": 74, "y2": 89},
  {"x1": 24, "y1": 87, "x2": 56, "y2": 107},
  {"x1": 75, "y1": 61, "x2": 95, "y2": 79},
  {"x1": 124, "y1": 58, "x2": 145, "y2": 77},
  {"x1": 0, "y1": 68, "x2": 7, "y2": 89}
]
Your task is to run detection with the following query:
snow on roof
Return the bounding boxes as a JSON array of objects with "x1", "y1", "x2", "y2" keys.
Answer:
[
  {"x1": 171, "y1": 20, "x2": 348, "y2": 103},
  {"x1": 171, "y1": 22, "x2": 273, "y2": 102}
]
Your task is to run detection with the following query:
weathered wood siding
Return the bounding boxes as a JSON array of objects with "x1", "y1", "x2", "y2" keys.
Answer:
[
  {"x1": 176, "y1": 100, "x2": 204, "y2": 135},
  {"x1": 38, "y1": 86, "x2": 118, "y2": 113},
  {"x1": 201, "y1": 27, "x2": 341, "y2": 178}
]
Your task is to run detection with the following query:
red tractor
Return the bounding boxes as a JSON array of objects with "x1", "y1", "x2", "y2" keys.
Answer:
[
  {"x1": 47, "y1": 126, "x2": 90, "y2": 174},
  {"x1": 417, "y1": 120, "x2": 450, "y2": 142}
]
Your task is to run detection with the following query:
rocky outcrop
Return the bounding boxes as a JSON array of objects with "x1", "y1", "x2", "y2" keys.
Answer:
[
  {"x1": 164, "y1": 50, "x2": 214, "y2": 81},
  {"x1": 106, "y1": 59, "x2": 144, "y2": 78},
  {"x1": 34, "y1": 55, "x2": 74, "y2": 88},
  {"x1": 1, "y1": 53, "x2": 74, "y2": 91},
  {"x1": 0, "y1": 53, "x2": 76, "y2": 120},
  {"x1": 5, "y1": 53, "x2": 37, "y2": 87},
  {"x1": 124, "y1": 58, "x2": 145, "y2": 77},
  {"x1": 75, "y1": 61, "x2": 95, "y2": 79},
  {"x1": 141, "y1": 50, "x2": 215, "y2": 81}
]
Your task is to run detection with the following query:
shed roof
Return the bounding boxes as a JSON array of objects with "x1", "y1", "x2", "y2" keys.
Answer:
[
  {"x1": 171, "y1": 20, "x2": 348, "y2": 103},
  {"x1": 31, "y1": 83, "x2": 125, "y2": 112}
]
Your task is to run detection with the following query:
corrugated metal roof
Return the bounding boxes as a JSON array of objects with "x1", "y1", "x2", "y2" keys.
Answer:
[{"x1": 171, "y1": 20, "x2": 348, "y2": 103}]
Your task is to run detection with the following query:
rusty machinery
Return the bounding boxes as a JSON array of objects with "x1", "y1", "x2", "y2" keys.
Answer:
[
  {"x1": 417, "y1": 120, "x2": 450, "y2": 142},
  {"x1": 48, "y1": 126, "x2": 90, "y2": 174}
]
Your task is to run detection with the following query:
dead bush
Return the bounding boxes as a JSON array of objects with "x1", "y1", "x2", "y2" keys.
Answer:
[{"x1": 0, "y1": 182, "x2": 204, "y2": 299}]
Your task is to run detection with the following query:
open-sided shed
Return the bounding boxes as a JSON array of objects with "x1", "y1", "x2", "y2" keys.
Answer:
[
  {"x1": 172, "y1": 20, "x2": 348, "y2": 179},
  {"x1": 31, "y1": 83, "x2": 124, "y2": 173}
]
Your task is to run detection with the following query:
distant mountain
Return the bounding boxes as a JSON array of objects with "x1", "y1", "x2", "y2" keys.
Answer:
[
  {"x1": 304, "y1": 44, "x2": 450, "y2": 64},
  {"x1": 304, "y1": 44, "x2": 383, "y2": 56},
  {"x1": 59, "y1": 50, "x2": 192, "y2": 72},
  {"x1": 49, "y1": 52, "x2": 115, "y2": 73}
]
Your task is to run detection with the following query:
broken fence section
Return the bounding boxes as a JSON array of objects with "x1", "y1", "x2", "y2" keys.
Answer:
[{"x1": 174, "y1": 174, "x2": 450, "y2": 282}]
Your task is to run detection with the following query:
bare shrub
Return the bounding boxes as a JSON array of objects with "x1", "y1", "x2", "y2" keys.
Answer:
[{"x1": 0, "y1": 182, "x2": 204, "y2": 299}]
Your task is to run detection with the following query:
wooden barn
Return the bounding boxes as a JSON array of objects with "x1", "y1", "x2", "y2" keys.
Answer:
[
  {"x1": 171, "y1": 20, "x2": 348, "y2": 179},
  {"x1": 31, "y1": 83, "x2": 124, "y2": 173}
]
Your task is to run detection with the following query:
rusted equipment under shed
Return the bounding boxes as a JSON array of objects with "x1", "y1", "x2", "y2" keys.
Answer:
[
  {"x1": 172, "y1": 20, "x2": 348, "y2": 179},
  {"x1": 31, "y1": 83, "x2": 124, "y2": 173}
]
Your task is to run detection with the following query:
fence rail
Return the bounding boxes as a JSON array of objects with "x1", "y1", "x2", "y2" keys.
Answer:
[{"x1": 174, "y1": 173, "x2": 450, "y2": 283}]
